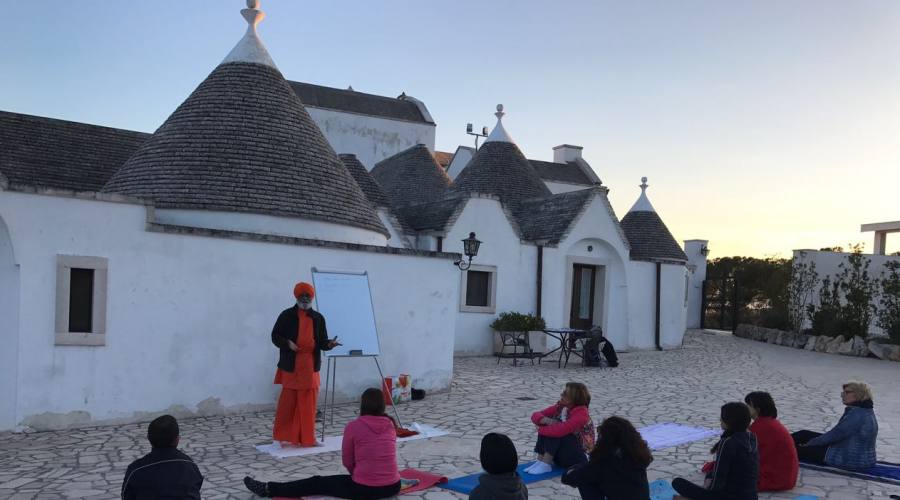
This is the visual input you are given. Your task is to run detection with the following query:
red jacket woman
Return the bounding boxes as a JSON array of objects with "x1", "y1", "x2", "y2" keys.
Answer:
[{"x1": 746, "y1": 392, "x2": 798, "y2": 491}]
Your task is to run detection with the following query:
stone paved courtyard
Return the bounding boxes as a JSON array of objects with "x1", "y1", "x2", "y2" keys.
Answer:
[{"x1": 1, "y1": 330, "x2": 898, "y2": 499}]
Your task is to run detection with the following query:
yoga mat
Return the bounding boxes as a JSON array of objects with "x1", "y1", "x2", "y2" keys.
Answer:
[
  {"x1": 441, "y1": 462, "x2": 563, "y2": 494},
  {"x1": 256, "y1": 423, "x2": 449, "y2": 459},
  {"x1": 395, "y1": 468, "x2": 448, "y2": 493},
  {"x1": 649, "y1": 479, "x2": 677, "y2": 500},
  {"x1": 272, "y1": 468, "x2": 447, "y2": 499},
  {"x1": 639, "y1": 423, "x2": 719, "y2": 450},
  {"x1": 800, "y1": 460, "x2": 900, "y2": 486}
]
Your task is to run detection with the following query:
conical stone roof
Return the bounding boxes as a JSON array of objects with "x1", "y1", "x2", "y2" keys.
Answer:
[
  {"x1": 370, "y1": 144, "x2": 451, "y2": 207},
  {"x1": 103, "y1": 3, "x2": 386, "y2": 236},
  {"x1": 450, "y1": 105, "x2": 550, "y2": 203}
]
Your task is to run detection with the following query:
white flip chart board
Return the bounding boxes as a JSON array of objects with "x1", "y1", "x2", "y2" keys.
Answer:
[{"x1": 311, "y1": 269, "x2": 380, "y2": 356}]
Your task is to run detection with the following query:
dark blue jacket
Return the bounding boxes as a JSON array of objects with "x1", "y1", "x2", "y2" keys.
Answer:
[
  {"x1": 807, "y1": 404, "x2": 878, "y2": 469},
  {"x1": 122, "y1": 447, "x2": 202, "y2": 500},
  {"x1": 709, "y1": 431, "x2": 759, "y2": 500}
]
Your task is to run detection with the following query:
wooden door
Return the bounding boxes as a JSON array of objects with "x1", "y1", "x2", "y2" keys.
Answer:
[{"x1": 570, "y1": 264, "x2": 596, "y2": 329}]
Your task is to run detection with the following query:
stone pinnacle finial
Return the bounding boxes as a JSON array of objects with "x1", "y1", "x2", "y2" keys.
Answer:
[
  {"x1": 241, "y1": 0, "x2": 265, "y2": 30},
  {"x1": 640, "y1": 176, "x2": 648, "y2": 191},
  {"x1": 221, "y1": 0, "x2": 276, "y2": 68},
  {"x1": 495, "y1": 104, "x2": 505, "y2": 120}
]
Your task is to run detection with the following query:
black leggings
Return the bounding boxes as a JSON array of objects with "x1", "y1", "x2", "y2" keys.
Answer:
[
  {"x1": 267, "y1": 475, "x2": 400, "y2": 500},
  {"x1": 671, "y1": 478, "x2": 738, "y2": 500},
  {"x1": 792, "y1": 430, "x2": 827, "y2": 464},
  {"x1": 534, "y1": 434, "x2": 588, "y2": 468}
]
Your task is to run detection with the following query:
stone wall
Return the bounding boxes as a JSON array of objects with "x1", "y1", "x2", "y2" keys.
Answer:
[{"x1": 734, "y1": 324, "x2": 900, "y2": 362}]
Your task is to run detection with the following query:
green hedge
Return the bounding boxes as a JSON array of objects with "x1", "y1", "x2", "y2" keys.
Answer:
[{"x1": 490, "y1": 311, "x2": 546, "y2": 332}]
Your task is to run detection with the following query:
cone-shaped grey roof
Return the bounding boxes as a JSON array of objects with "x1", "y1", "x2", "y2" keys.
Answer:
[
  {"x1": 338, "y1": 153, "x2": 391, "y2": 209},
  {"x1": 103, "y1": 62, "x2": 387, "y2": 236},
  {"x1": 620, "y1": 210, "x2": 687, "y2": 262},
  {"x1": 370, "y1": 144, "x2": 451, "y2": 207},
  {"x1": 450, "y1": 141, "x2": 551, "y2": 203}
]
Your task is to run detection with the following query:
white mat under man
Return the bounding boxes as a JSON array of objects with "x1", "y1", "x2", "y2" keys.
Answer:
[{"x1": 255, "y1": 422, "x2": 449, "y2": 459}]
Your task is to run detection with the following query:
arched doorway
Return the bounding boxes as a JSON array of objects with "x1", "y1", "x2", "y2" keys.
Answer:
[{"x1": 0, "y1": 214, "x2": 19, "y2": 430}]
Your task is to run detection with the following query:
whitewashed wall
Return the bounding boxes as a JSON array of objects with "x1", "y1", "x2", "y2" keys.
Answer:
[
  {"x1": 155, "y1": 208, "x2": 388, "y2": 246},
  {"x1": 0, "y1": 215, "x2": 19, "y2": 431},
  {"x1": 544, "y1": 181, "x2": 592, "y2": 194},
  {"x1": 445, "y1": 146, "x2": 475, "y2": 181},
  {"x1": 684, "y1": 240, "x2": 708, "y2": 329},
  {"x1": 307, "y1": 107, "x2": 436, "y2": 170},
  {"x1": 446, "y1": 197, "x2": 538, "y2": 355},
  {"x1": 446, "y1": 193, "x2": 688, "y2": 354},
  {"x1": 626, "y1": 261, "x2": 688, "y2": 349},
  {"x1": 544, "y1": 196, "x2": 632, "y2": 349},
  {"x1": 793, "y1": 249, "x2": 900, "y2": 335},
  {"x1": 0, "y1": 191, "x2": 458, "y2": 431}
]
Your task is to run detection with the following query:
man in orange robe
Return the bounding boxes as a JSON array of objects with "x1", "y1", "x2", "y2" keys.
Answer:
[{"x1": 271, "y1": 282, "x2": 340, "y2": 446}]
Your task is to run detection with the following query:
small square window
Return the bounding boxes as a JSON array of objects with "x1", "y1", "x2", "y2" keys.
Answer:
[
  {"x1": 459, "y1": 265, "x2": 496, "y2": 313},
  {"x1": 56, "y1": 255, "x2": 108, "y2": 346}
]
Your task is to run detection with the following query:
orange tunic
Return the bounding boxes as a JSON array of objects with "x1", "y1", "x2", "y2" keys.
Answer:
[{"x1": 272, "y1": 308, "x2": 320, "y2": 446}]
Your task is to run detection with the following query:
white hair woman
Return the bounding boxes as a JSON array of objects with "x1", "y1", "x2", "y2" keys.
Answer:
[{"x1": 791, "y1": 381, "x2": 878, "y2": 470}]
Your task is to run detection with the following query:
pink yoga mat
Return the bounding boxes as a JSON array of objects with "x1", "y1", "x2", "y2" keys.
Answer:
[{"x1": 273, "y1": 468, "x2": 448, "y2": 499}]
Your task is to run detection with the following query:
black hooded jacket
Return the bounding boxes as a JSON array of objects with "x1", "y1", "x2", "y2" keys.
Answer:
[
  {"x1": 709, "y1": 430, "x2": 759, "y2": 499},
  {"x1": 270, "y1": 305, "x2": 332, "y2": 372},
  {"x1": 469, "y1": 472, "x2": 528, "y2": 500}
]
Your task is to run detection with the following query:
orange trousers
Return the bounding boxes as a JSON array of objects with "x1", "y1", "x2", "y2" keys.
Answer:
[{"x1": 273, "y1": 387, "x2": 319, "y2": 446}]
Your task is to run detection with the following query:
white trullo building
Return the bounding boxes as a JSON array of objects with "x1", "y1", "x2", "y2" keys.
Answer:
[{"x1": 0, "y1": 2, "x2": 702, "y2": 431}]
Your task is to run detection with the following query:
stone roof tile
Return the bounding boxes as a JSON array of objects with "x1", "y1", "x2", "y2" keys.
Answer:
[
  {"x1": 620, "y1": 211, "x2": 688, "y2": 262},
  {"x1": 0, "y1": 111, "x2": 148, "y2": 192},
  {"x1": 370, "y1": 144, "x2": 451, "y2": 207},
  {"x1": 103, "y1": 62, "x2": 387, "y2": 236}
]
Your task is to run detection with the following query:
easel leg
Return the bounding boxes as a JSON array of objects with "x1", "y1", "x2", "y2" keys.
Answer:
[
  {"x1": 330, "y1": 357, "x2": 337, "y2": 426},
  {"x1": 373, "y1": 357, "x2": 404, "y2": 429},
  {"x1": 320, "y1": 356, "x2": 333, "y2": 442}
]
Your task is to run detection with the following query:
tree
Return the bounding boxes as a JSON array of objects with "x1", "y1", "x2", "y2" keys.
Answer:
[
  {"x1": 836, "y1": 246, "x2": 877, "y2": 338},
  {"x1": 788, "y1": 252, "x2": 818, "y2": 332},
  {"x1": 877, "y1": 260, "x2": 900, "y2": 343}
]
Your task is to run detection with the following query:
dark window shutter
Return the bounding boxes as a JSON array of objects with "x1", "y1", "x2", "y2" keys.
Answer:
[
  {"x1": 69, "y1": 268, "x2": 94, "y2": 333},
  {"x1": 465, "y1": 270, "x2": 491, "y2": 307}
]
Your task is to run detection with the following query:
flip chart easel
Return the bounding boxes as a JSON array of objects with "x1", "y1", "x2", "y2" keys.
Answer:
[{"x1": 311, "y1": 268, "x2": 404, "y2": 440}]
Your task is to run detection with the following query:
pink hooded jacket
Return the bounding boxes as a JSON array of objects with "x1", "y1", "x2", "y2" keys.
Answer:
[
  {"x1": 531, "y1": 403, "x2": 595, "y2": 453},
  {"x1": 341, "y1": 415, "x2": 400, "y2": 487}
]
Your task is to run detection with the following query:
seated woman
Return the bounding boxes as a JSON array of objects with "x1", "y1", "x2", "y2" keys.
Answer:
[
  {"x1": 561, "y1": 416, "x2": 652, "y2": 500},
  {"x1": 673, "y1": 402, "x2": 759, "y2": 500},
  {"x1": 791, "y1": 381, "x2": 878, "y2": 470},
  {"x1": 744, "y1": 391, "x2": 798, "y2": 492},
  {"x1": 525, "y1": 382, "x2": 595, "y2": 475},
  {"x1": 244, "y1": 388, "x2": 401, "y2": 499}
]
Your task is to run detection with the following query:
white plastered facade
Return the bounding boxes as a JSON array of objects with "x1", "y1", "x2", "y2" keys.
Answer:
[{"x1": 0, "y1": 190, "x2": 457, "y2": 431}]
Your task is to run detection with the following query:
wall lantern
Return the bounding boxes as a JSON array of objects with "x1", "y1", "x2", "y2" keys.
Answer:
[
  {"x1": 455, "y1": 232, "x2": 482, "y2": 270},
  {"x1": 700, "y1": 244, "x2": 710, "y2": 257}
]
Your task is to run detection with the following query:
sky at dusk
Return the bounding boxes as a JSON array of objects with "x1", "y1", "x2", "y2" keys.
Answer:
[{"x1": 3, "y1": 1, "x2": 899, "y2": 258}]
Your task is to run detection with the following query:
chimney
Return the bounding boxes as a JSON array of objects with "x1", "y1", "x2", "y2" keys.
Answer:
[{"x1": 552, "y1": 144, "x2": 583, "y2": 163}]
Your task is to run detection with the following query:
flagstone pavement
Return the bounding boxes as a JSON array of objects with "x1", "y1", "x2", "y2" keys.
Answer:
[{"x1": 1, "y1": 330, "x2": 898, "y2": 499}]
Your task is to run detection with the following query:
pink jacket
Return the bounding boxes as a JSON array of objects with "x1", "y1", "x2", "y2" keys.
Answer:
[
  {"x1": 531, "y1": 403, "x2": 595, "y2": 452},
  {"x1": 342, "y1": 415, "x2": 400, "y2": 487}
]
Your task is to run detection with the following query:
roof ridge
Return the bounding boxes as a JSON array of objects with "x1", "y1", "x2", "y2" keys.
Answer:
[{"x1": 0, "y1": 110, "x2": 149, "y2": 137}]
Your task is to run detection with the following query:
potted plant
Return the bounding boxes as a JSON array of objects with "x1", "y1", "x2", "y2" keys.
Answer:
[{"x1": 490, "y1": 312, "x2": 547, "y2": 356}]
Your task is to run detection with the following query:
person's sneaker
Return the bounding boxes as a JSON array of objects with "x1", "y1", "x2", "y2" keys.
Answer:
[
  {"x1": 243, "y1": 476, "x2": 269, "y2": 497},
  {"x1": 524, "y1": 460, "x2": 552, "y2": 475}
]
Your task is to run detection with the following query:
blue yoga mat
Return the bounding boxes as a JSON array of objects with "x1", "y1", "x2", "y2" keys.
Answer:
[
  {"x1": 441, "y1": 462, "x2": 563, "y2": 494},
  {"x1": 800, "y1": 460, "x2": 900, "y2": 486},
  {"x1": 649, "y1": 479, "x2": 676, "y2": 500}
]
